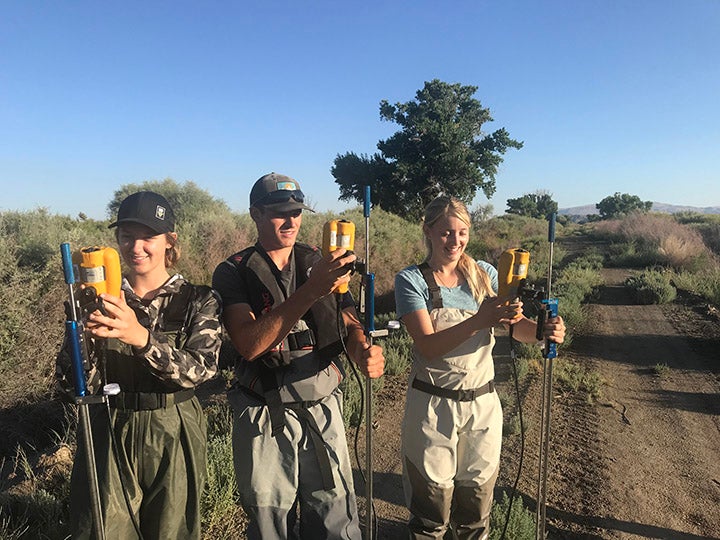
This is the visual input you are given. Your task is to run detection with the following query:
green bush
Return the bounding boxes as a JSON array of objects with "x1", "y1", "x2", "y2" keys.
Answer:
[
  {"x1": 489, "y1": 491, "x2": 535, "y2": 539},
  {"x1": 625, "y1": 269, "x2": 677, "y2": 305},
  {"x1": 671, "y1": 266, "x2": 720, "y2": 306}
]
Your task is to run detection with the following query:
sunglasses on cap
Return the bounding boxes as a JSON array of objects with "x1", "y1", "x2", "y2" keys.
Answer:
[{"x1": 256, "y1": 189, "x2": 306, "y2": 206}]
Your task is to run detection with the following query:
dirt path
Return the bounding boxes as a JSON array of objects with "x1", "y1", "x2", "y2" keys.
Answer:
[{"x1": 355, "y1": 268, "x2": 720, "y2": 539}]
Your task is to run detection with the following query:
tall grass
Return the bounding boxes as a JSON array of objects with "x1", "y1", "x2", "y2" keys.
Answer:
[{"x1": 591, "y1": 212, "x2": 712, "y2": 270}]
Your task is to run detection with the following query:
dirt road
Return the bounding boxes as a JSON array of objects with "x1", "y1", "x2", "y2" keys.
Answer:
[{"x1": 355, "y1": 268, "x2": 720, "y2": 539}]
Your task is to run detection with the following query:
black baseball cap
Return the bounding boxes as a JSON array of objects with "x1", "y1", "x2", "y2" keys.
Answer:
[
  {"x1": 249, "y1": 172, "x2": 314, "y2": 213},
  {"x1": 108, "y1": 191, "x2": 176, "y2": 234}
]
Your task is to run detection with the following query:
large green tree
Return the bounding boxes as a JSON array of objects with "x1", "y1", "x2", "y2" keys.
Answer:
[
  {"x1": 332, "y1": 79, "x2": 523, "y2": 220},
  {"x1": 596, "y1": 192, "x2": 653, "y2": 219},
  {"x1": 506, "y1": 191, "x2": 558, "y2": 219}
]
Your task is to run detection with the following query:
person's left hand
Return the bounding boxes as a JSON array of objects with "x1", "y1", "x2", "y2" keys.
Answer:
[
  {"x1": 87, "y1": 291, "x2": 150, "y2": 348},
  {"x1": 354, "y1": 342, "x2": 385, "y2": 379},
  {"x1": 543, "y1": 315, "x2": 566, "y2": 344}
]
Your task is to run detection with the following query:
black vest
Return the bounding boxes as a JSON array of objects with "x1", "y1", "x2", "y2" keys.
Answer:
[{"x1": 225, "y1": 242, "x2": 346, "y2": 368}]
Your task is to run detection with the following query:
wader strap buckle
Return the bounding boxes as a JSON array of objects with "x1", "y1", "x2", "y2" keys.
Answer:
[{"x1": 412, "y1": 378, "x2": 495, "y2": 402}]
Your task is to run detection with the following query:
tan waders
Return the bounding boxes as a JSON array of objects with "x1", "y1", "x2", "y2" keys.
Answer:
[{"x1": 402, "y1": 306, "x2": 502, "y2": 539}]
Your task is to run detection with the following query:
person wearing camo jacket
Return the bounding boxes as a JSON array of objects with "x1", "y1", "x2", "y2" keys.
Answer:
[{"x1": 56, "y1": 191, "x2": 222, "y2": 539}]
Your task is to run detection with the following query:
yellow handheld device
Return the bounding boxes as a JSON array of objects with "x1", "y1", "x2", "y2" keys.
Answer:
[
  {"x1": 497, "y1": 248, "x2": 530, "y2": 301},
  {"x1": 73, "y1": 246, "x2": 122, "y2": 297},
  {"x1": 322, "y1": 219, "x2": 355, "y2": 294}
]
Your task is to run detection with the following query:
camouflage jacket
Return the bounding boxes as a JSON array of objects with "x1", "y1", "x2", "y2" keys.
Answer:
[{"x1": 56, "y1": 274, "x2": 222, "y2": 397}]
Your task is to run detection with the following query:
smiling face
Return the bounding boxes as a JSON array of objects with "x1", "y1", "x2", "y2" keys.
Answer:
[
  {"x1": 117, "y1": 223, "x2": 175, "y2": 280},
  {"x1": 252, "y1": 207, "x2": 303, "y2": 251},
  {"x1": 424, "y1": 212, "x2": 470, "y2": 267}
]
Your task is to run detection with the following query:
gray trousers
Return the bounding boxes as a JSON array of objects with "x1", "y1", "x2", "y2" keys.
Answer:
[{"x1": 230, "y1": 387, "x2": 361, "y2": 540}]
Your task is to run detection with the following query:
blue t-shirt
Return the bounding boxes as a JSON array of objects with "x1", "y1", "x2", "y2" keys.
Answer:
[{"x1": 394, "y1": 261, "x2": 498, "y2": 319}]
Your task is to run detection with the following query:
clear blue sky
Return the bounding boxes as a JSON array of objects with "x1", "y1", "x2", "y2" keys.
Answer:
[{"x1": 2, "y1": 0, "x2": 718, "y2": 220}]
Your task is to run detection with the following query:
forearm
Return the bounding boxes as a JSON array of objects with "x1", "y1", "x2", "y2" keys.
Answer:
[
  {"x1": 228, "y1": 285, "x2": 318, "y2": 361},
  {"x1": 510, "y1": 316, "x2": 542, "y2": 343}
]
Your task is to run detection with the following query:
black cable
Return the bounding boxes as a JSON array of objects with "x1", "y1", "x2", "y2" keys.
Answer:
[{"x1": 500, "y1": 325, "x2": 525, "y2": 540}]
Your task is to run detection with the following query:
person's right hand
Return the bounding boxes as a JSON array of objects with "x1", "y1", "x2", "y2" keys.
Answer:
[
  {"x1": 474, "y1": 294, "x2": 524, "y2": 328},
  {"x1": 306, "y1": 248, "x2": 357, "y2": 298}
]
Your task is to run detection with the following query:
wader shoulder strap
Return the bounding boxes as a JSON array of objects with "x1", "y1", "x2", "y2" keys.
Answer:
[
  {"x1": 418, "y1": 262, "x2": 443, "y2": 309},
  {"x1": 288, "y1": 405, "x2": 336, "y2": 491}
]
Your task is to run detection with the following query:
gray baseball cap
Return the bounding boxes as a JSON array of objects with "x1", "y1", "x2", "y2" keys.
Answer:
[{"x1": 249, "y1": 173, "x2": 314, "y2": 213}]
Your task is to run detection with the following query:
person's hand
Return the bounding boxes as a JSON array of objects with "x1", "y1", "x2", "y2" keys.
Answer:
[
  {"x1": 353, "y1": 342, "x2": 385, "y2": 379},
  {"x1": 306, "y1": 248, "x2": 357, "y2": 298},
  {"x1": 87, "y1": 291, "x2": 150, "y2": 348},
  {"x1": 542, "y1": 315, "x2": 566, "y2": 344},
  {"x1": 474, "y1": 294, "x2": 524, "y2": 328}
]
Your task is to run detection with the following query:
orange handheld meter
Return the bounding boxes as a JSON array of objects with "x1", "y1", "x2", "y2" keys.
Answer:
[
  {"x1": 322, "y1": 219, "x2": 355, "y2": 294},
  {"x1": 497, "y1": 248, "x2": 530, "y2": 301}
]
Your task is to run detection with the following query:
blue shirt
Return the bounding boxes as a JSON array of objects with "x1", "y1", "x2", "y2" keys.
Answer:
[{"x1": 394, "y1": 261, "x2": 498, "y2": 319}]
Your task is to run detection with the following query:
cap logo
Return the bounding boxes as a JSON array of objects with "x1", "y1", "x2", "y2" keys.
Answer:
[
  {"x1": 155, "y1": 205, "x2": 166, "y2": 220},
  {"x1": 276, "y1": 181, "x2": 297, "y2": 191}
]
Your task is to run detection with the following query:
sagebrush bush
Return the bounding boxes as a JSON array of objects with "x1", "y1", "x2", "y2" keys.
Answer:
[
  {"x1": 489, "y1": 491, "x2": 535, "y2": 539},
  {"x1": 625, "y1": 269, "x2": 677, "y2": 305},
  {"x1": 671, "y1": 266, "x2": 720, "y2": 306},
  {"x1": 593, "y1": 213, "x2": 712, "y2": 270}
]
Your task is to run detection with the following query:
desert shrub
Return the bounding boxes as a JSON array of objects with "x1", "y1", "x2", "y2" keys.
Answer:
[
  {"x1": 671, "y1": 266, "x2": 720, "y2": 306},
  {"x1": 0, "y1": 444, "x2": 72, "y2": 540},
  {"x1": 553, "y1": 359, "x2": 603, "y2": 403},
  {"x1": 593, "y1": 213, "x2": 711, "y2": 270},
  {"x1": 625, "y1": 269, "x2": 677, "y2": 305},
  {"x1": 552, "y1": 259, "x2": 603, "y2": 337},
  {"x1": 489, "y1": 491, "x2": 535, "y2": 539},
  {"x1": 179, "y1": 213, "x2": 255, "y2": 286},
  {"x1": 201, "y1": 401, "x2": 246, "y2": 539},
  {"x1": 691, "y1": 221, "x2": 720, "y2": 257},
  {"x1": 476, "y1": 214, "x2": 557, "y2": 265}
]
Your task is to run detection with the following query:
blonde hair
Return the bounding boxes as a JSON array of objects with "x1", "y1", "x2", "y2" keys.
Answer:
[
  {"x1": 164, "y1": 233, "x2": 181, "y2": 269},
  {"x1": 423, "y1": 195, "x2": 494, "y2": 303}
]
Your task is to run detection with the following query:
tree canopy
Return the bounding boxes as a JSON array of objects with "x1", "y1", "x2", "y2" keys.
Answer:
[
  {"x1": 107, "y1": 179, "x2": 232, "y2": 225},
  {"x1": 506, "y1": 191, "x2": 558, "y2": 219},
  {"x1": 596, "y1": 192, "x2": 653, "y2": 219},
  {"x1": 331, "y1": 79, "x2": 523, "y2": 221}
]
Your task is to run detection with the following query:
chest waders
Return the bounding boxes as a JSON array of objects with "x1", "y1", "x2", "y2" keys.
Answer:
[
  {"x1": 64, "y1": 275, "x2": 210, "y2": 540},
  {"x1": 401, "y1": 263, "x2": 502, "y2": 540},
  {"x1": 226, "y1": 243, "x2": 347, "y2": 491}
]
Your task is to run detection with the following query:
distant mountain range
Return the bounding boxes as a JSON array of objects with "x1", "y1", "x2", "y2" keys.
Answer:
[{"x1": 559, "y1": 203, "x2": 720, "y2": 216}]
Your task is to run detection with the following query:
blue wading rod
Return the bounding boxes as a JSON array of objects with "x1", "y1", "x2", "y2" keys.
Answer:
[
  {"x1": 61, "y1": 243, "x2": 106, "y2": 540},
  {"x1": 535, "y1": 214, "x2": 558, "y2": 540}
]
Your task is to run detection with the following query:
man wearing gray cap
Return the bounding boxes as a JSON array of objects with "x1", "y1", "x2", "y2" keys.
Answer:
[{"x1": 212, "y1": 173, "x2": 385, "y2": 539}]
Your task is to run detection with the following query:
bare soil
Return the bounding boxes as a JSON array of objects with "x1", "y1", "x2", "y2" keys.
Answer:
[{"x1": 353, "y1": 267, "x2": 720, "y2": 539}]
